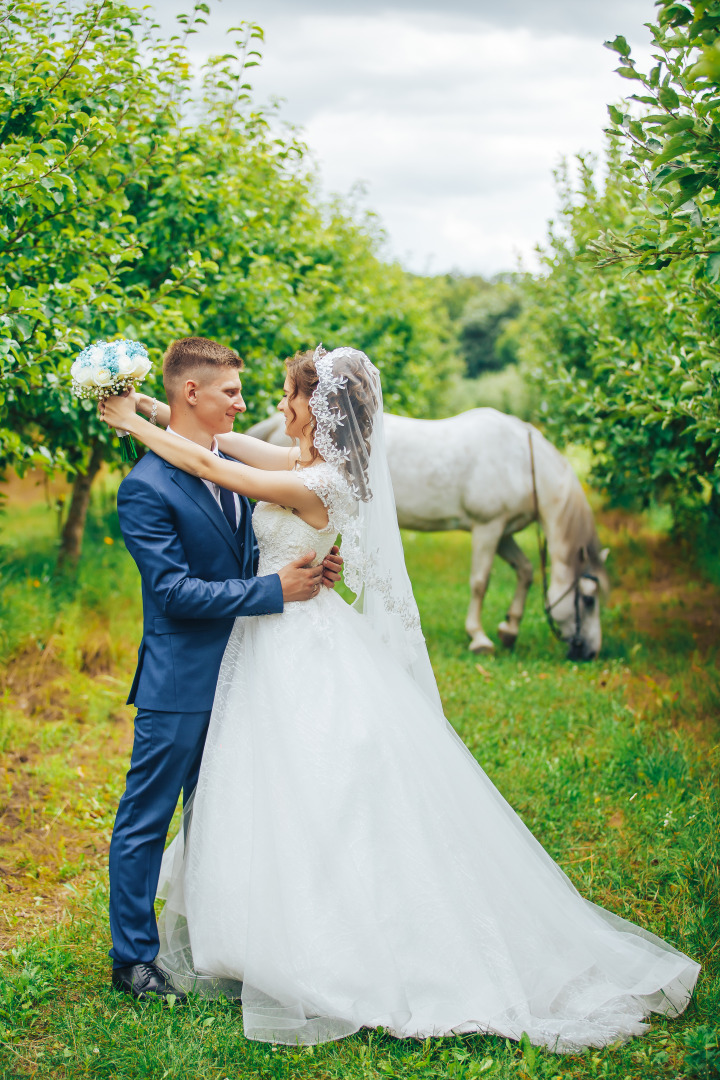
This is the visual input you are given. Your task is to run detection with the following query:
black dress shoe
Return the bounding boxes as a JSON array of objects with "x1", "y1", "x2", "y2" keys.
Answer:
[{"x1": 112, "y1": 962, "x2": 187, "y2": 1003}]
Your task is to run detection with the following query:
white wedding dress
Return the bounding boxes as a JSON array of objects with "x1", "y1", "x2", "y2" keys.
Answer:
[{"x1": 156, "y1": 461, "x2": 699, "y2": 1051}]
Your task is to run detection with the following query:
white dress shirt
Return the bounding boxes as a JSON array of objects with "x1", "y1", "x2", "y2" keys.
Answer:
[{"x1": 166, "y1": 426, "x2": 241, "y2": 530}]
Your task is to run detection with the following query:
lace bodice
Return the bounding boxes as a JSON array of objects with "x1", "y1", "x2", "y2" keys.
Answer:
[
  {"x1": 253, "y1": 462, "x2": 351, "y2": 576},
  {"x1": 254, "y1": 503, "x2": 337, "y2": 575}
]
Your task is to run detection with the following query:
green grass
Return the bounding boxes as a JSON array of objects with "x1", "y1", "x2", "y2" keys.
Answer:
[
  {"x1": 0, "y1": 494, "x2": 719, "y2": 1079},
  {"x1": 0, "y1": 477, "x2": 136, "y2": 666}
]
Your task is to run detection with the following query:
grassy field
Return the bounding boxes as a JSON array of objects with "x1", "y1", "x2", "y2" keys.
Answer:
[{"x1": 0, "y1": 483, "x2": 719, "y2": 1080}]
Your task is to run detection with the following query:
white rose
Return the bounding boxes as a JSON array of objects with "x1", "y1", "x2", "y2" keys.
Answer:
[
  {"x1": 115, "y1": 348, "x2": 135, "y2": 376},
  {"x1": 131, "y1": 356, "x2": 151, "y2": 379},
  {"x1": 71, "y1": 360, "x2": 96, "y2": 387},
  {"x1": 94, "y1": 367, "x2": 115, "y2": 387}
]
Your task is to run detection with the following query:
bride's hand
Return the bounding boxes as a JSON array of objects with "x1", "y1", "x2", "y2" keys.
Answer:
[{"x1": 101, "y1": 391, "x2": 136, "y2": 428}]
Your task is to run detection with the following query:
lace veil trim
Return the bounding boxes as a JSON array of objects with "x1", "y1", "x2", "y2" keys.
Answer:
[{"x1": 298, "y1": 461, "x2": 422, "y2": 638}]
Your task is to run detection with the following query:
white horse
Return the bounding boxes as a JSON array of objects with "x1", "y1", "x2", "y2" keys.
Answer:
[{"x1": 248, "y1": 408, "x2": 609, "y2": 660}]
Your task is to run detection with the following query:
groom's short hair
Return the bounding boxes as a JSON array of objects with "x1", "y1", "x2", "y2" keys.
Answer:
[{"x1": 163, "y1": 337, "x2": 242, "y2": 402}]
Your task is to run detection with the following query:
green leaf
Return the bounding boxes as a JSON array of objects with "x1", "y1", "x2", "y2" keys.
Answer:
[
  {"x1": 659, "y1": 4, "x2": 694, "y2": 27},
  {"x1": 652, "y1": 165, "x2": 695, "y2": 189},
  {"x1": 706, "y1": 252, "x2": 720, "y2": 282},
  {"x1": 604, "y1": 35, "x2": 631, "y2": 57},
  {"x1": 658, "y1": 85, "x2": 680, "y2": 109},
  {"x1": 651, "y1": 133, "x2": 697, "y2": 167},
  {"x1": 12, "y1": 315, "x2": 32, "y2": 341},
  {"x1": 661, "y1": 116, "x2": 695, "y2": 134},
  {"x1": 616, "y1": 66, "x2": 643, "y2": 81},
  {"x1": 687, "y1": 42, "x2": 720, "y2": 84}
]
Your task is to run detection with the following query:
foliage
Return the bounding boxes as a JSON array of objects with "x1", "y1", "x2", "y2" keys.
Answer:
[
  {"x1": 440, "y1": 366, "x2": 534, "y2": 421},
  {"x1": 431, "y1": 275, "x2": 530, "y2": 418},
  {"x1": 682, "y1": 1024, "x2": 720, "y2": 1079},
  {"x1": 0, "y1": 0, "x2": 212, "y2": 478},
  {"x1": 516, "y1": 145, "x2": 720, "y2": 529},
  {"x1": 433, "y1": 274, "x2": 522, "y2": 379},
  {"x1": 515, "y1": 0, "x2": 720, "y2": 533},
  {"x1": 458, "y1": 280, "x2": 522, "y2": 377},
  {"x1": 128, "y1": 116, "x2": 456, "y2": 423},
  {"x1": 0, "y1": 0, "x2": 455, "y2": 494},
  {"x1": 596, "y1": 0, "x2": 720, "y2": 279}
]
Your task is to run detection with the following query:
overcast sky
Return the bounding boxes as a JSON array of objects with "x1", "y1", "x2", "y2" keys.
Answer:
[{"x1": 150, "y1": 0, "x2": 657, "y2": 275}]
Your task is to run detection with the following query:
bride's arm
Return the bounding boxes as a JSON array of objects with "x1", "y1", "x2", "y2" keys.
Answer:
[
  {"x1": 215, "y1": 431, "x2": 300, "y2": 472},
  {"x1": 132, "y1": 392, "x2": 299, "y2": 472},
  {"x1": 134, "y1": 391, "x2": 171, "y2": 428},
  {"x1": 103, "y1": 397, "x2": 324, "y2": 518}
]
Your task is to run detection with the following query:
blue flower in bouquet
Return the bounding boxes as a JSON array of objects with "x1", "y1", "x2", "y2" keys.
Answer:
[
  {"x1": 70, "y1": 339, "x2": 152, "y2": 462},
  {"x1": 71, "y1": 339, "x2": 151, "y2": 392}
]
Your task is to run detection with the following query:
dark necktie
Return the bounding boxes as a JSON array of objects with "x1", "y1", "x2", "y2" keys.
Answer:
[{"x1": 218, "y1": 485, "x2": 237, "y2": 532}]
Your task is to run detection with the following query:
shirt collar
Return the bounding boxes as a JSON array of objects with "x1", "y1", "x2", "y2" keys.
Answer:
[{"x1": 166, "y1": 426, "x2": 219, "y2": 455}]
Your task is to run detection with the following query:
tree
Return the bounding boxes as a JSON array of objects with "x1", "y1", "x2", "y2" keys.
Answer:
[
  {"x1": 457, "y1": 281, "x2": 521, "y2": 378},
  {"x1": 594, "y1": 1, "x2": 720, "y2": 279},
  {"x1": 0, "y1": 0, "x2": 455, "y2": 562},
  {"x1": 514, "y1": 0, "x2": 720, "y2": 531},
  {"x1": 0, "y1": 0, "x2": 217, "y2": 560}
]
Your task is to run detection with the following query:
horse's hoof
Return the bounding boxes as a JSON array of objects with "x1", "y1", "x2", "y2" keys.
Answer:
[
  {"x1": 497, "y1": 621, "x2": 518, "y2": 650},
  {"x1": 468, "y1": 636, "x2": 495, "y2": 655}
]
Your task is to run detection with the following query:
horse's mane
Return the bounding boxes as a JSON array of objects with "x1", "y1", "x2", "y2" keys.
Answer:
[{"x1": 557, "y1": 465, "x2": 609, "y2": 593}]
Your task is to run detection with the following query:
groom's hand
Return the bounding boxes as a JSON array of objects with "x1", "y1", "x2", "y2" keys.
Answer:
[
  {"x1": 321, "y1": 546, "x2": 343, "y2": 589},
  {"x1": 278, "y1": 553, "x2": 324, "y2": 602}
]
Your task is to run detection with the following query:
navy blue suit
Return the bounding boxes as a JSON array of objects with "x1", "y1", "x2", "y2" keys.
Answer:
[{"x1": 109, "y1": 449, "x2": 283, "y2": 968}]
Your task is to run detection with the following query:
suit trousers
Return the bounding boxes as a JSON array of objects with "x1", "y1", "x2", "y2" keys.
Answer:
[{"x1": 108, "y1": 708, "x2": 211, "y2": 968}]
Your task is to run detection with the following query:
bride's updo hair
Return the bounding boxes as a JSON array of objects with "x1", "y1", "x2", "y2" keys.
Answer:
[
  {"x1": 285, "y1": 347, "x2": 378, "y2": 496},
  {"x1": 284, "y1": 350, "x2": 320, "y2": 460}
]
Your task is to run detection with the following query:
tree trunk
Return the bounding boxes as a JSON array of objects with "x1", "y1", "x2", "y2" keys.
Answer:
[
  {"x1": 58, "y1": 440, "x2": 104, "y2": 568},
  {"x1": 709, "y1": 485, "x2": 720, "y2": 528}
]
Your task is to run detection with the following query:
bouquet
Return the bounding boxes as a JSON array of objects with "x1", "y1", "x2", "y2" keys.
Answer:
[{"x1": 71, "y1": 339, "x2": 152, "y2": 461}]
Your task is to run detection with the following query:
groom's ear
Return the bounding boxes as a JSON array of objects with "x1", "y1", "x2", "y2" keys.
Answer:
[{"x1": 183, "y1": 379, "x2": 201, "y2": 406}]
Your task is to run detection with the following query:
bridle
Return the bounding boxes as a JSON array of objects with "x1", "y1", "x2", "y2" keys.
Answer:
[{"x1": 528, "y1": 430, "x2": 599, "y2": 649}]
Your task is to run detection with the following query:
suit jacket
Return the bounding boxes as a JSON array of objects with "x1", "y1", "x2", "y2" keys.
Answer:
[{"x1": 117, "y1": 449, "x2": 284, "y2": 713}]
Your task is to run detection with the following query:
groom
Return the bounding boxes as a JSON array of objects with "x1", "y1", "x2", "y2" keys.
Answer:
[{"x1": 109, "y1": 337, "x2": 341, "y2": 1002}]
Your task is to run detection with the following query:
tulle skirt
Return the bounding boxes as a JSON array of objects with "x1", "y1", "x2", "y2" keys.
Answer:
[{"x1": 157, "y1": 589, "x2": 699, "y2": 1049}]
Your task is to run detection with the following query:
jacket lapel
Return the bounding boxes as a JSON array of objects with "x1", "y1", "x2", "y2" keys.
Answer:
[{"x1": 169, "y1": 466, "x2": 243, "y2": 568}]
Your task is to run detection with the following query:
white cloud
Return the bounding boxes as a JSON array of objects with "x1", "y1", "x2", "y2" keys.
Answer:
[{"x1": 152, "y1": 0, "x2": 657, "y2": 273}]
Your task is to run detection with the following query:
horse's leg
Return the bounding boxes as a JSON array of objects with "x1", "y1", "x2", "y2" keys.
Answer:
[
  {"x1": 465, "y1": 520, "x2": 505, "y2": 654},
  {"x1": 495, "y1": 534, "x2": 534, "y2": 649}
]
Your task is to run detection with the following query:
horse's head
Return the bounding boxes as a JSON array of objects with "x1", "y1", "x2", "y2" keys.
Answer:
[{"x1": 548, "y1": 543, "x2": 609, "y2": 662}]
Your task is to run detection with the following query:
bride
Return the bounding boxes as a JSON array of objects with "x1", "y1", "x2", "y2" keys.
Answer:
[{"x1": 102, "y1": 345, "x2": 699, "y2": 1051}]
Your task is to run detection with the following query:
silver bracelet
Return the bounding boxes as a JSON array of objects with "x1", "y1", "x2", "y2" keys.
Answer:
[{"x1": 149, "y1": 398, "x2": 158, "y2": 425}]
